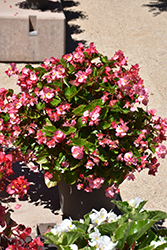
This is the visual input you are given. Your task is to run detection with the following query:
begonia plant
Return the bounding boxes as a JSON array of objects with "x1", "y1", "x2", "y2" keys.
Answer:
[
  {"x1": 1, "y1": 43, "x2": 167, "y2": 198},
  {"x1": 43, "y1": 197, "x2": 167, "y2": 250},
  {"x1": 0, "y1": 153, "x2": 43, "y2": 250}
]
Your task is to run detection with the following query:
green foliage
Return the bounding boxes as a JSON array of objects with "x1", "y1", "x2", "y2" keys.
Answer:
[{"x1": 43, "y1": 199, "x2": 167, "y2": 250}]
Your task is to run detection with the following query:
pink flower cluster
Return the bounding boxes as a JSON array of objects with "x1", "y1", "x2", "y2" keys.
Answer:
[
  {"x1": 5, "y1": 234, "x2": 43, "y2": 250},
  {"x1": 77, "y1": 174, "x2": 105, "y2": 193},
  {"x1": 6, "y1": 176, "x2": 30, "y2": 198},
  {"x1": 81, "y1": 106, "x2": 101, "y2": 126},
  {"x1": 36, "y1": 129, "x2": 66, "y2": 148}
]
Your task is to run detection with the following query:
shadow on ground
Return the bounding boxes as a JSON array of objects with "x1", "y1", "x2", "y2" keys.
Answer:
[
  {"x1": 16, "y1": 0, "x2": 63, "y2": 12},
  {"x1": 142, "y1": 0, "x2": 167, "y2": 16},
  {"x1": 0, "y1": 162, "x2": 60, "y2": 214},
  {"x1": 61, "y1": 0, "x2": 87, "y2": 53}
]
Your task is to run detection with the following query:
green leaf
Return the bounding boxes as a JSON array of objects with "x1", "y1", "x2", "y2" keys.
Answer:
[
  {"x1": 73, "y1": 221, "x2": 89, "y2": 233},
  {"x1": 63, "y1": 78, "x2": 70, "y2": 87},
  {"x1": 71, "y1": 138, "x2": 87, "y2": 147},
  {"x1": 61, "y1": 231, "x2": 83, "y2": 246},
  {"x1": 155, "y1": 242, "x2": 167, "y2": 249},
  {"x1": 64, "y1": 86, "x2": 78, "y2": 100},
  {"x1": 6, "y1": 89, "x2": 14, "y2": 97},
  {"x1": 101, "y1": 56, "x2": 108, "y2": 63},
  {"x1": 44, "y1": 171, "x2": 62, "y2": 188},
  {"x1": 88, "y1": 99, "x2": 103, "y2": 109},
  {"x1": 43, "y1": 125, "x2": 56, "y2": 132},
  {"x1": 127, "y1": 219, "x2": 156, "y2": 245},
  {"x1": 138, "y1": 230, "x2": 157, "y2": 249},
  {"x1": 37, "y1": 82, "x2": 43, "y2": 89},
  {"x1": 130, "y1": 210, "x2": 167, "y2": 222},
  {"x1": 43, "y1": 232, "x2": 59, "y2": 245},
  {"x1": 98, "y1": 222, "x2": 118, "y2": 235},
  {"x1": 96, "y1": 120, "x2": 112, "y2": 130},
  {"x1": 36, "y1": 102, "x2": 46, "y2": 110},
  {"x1": 113, "y1": 221, "x2": 132, "y2": 249},
  {"x1": 28, "y1": 111, "x2": 40, "y2": 119},
  {"x1": 135, "y1": 201, "x2": 147, "y2": 213},
  {"x1": 84, "y1": 141, "x2": 96, "y2": 153},
  {"x1": 36, "y1": 149, "x2": 49, "y2": 164},
  {"x1": 112, "y1": 200, "x2": 133, "y2": 214},
  {"x1": 64, "y1": 171, "x2": 78, "y2": 185},
  {"x1": 150, "y1": 146, "x2": 156, "y2": 154},
  {"x1": 139, "y1": 246, "x2": 154, "y2": 250},
  {"x1": 98, "y1": 147, "x2": 108, "y2": 162},
  {"x1": 50, "y1": 97, "x2": 61, "y2": 107},
  {"x1": 72, "y1": 105, "x2": 87, "y2": 116}
]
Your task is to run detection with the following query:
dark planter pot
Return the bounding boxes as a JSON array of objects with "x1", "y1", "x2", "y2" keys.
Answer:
[
  {"x1": 26, "y1": 0, "x2": 48, "y2": 10},
  {"x1": 58, "y1": 179, "x2": 117, "y2": 220}
]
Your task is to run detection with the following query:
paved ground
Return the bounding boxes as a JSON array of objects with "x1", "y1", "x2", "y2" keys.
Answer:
[{"x1": 1, "y1": 0, "x2": 167, "y2": 239}]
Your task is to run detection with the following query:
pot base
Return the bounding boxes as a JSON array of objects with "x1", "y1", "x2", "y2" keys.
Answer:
[{"x1": 58, "y1": 179, "x2": 119, "y2": 220}]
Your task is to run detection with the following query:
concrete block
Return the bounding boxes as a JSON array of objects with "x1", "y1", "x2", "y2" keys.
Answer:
[{"x1": 0, "y1": 0, "x2": 66, "y2": 62}]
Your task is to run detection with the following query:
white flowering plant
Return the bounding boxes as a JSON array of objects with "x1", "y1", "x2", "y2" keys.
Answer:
[
  {"x1": 43, "y1": 198, "x2": 167, "y2": 250},
  {"x1": 1, "y1": 43, "x2": 167, "y2": 198}
]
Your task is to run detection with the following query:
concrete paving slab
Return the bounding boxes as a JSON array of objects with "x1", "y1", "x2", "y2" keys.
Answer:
[{"x1": 0, "y1": 0, "x2": 65, "y2": 61}]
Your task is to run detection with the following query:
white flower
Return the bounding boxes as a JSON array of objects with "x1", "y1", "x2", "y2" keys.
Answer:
[
  {"x1": 89, "y1": 228, "x2": 101, "y2": 244},
  {"x1": 79, "y1": 219, "x2": 84, "y2": 223},
  {"x1": 89, "y1": 228, "x2": 117, "y2": 250},
  {"x1": 69, "y1": 244, "x2": 78, "y2": 250},
  {"x1": 96, "y1": 235, "x2": 118, "y2": 250},
  {"x1": 150, "y1": 236, "x2": 167, "y2": 249},
  {"x1": 89, "y1": 208, "x2": 108, "y2": 225},
  {"x1": 129, "y1": 197, "x2": 143, "y2": 208},
  {"x1": 107, "y1": 210, "x2": 121, "y2": 223},
  {"x1": 50, "y1": 218, "x2": 76, "y2": 234}
]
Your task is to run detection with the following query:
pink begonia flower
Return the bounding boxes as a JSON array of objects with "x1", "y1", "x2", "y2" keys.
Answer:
[
  {"x1": 71, "y1": 146, "x2": 84, "y2": 160},
  {"x1": 89, "y1": 106, "x2": 101, "y2": 126},
  {"x1": 39, "y1": 87, "x2": 55, "y2": 103},
  {"x1": 125, "y1": 170, "x2": 135, "y2": 181},
  {"x1": 86, "y1": 160, "x2": 95, "y2": 169},
  {"x1": 86, "y1": 175, "x2": 105, "y2": 190},
  {"x1": 46, "y1": 139, "x2": 56, "y2": 148},
  {"x1": 36, "y1": 130, "x2": 47, "y2": 144},
  {"x1": 118, "y1": 76, "x2": 130, "y2": 89},
  {"x1": 90, "y1": 177, "x2": 104, "y2": 189},
  {"x1": 92, "y1": 157, "x2": 100, "y2": 165},
  {"x1": 124, "y1": 152, "x2": 137, "y2": 166},
  {"x1": 44, "y1": 172, "x2": 53, "y2": 180},
  {"x1": 61, "y1": 161, "x2": 69, "y2": 168},
  {"x1": 53, "y1": 130, "x2": 66, "y2": 143},
  {"x1": 63, "y1": 53, "x2": 73, "y2": 62},
  {"x1": 84, "y1": 186, "x2": 93, "y2": 192},
  {"x1": 75, "y1": 70, "x2": 87, "y2": 85},
  {"x1": 155, "y1": 144, "x2": 167, "y2": 159},
  {"x1": 115, "y1": 123, "x2": 129, "y2": 137},
  {"x1": 109, "y1": 99, "x2": 118, "y2": 107},
  {"x1": 105, "y1": 184, "x2": 120, "y2": 198},
  {"x1": 148, "y1": 157, "x2": 160, "y2": 176},
  {"x1": 112, "y1": 50, "x2": 127, "y2": 67},
  {"x1": 6, "y1": 182, "x2": 18, "y2": 196},
  {"x1": 5, "y1": 63, "x2": 19, "y2": 77},
  {"x1": 0, "y1": 133, "x2": 4, "y2": 144},
  {"x1": 77, "y1": 183, "x2": 84, "y2": 190},
  {"x1": 117, "y1": 153, "x2": 124, "y2": 162},
  {"x1": 51, "y1": 65, "x2": 65, "y2": 80},
  {"x1": 56, "y1": 104, "x2": 66, "y2": 115},
  {"x1": 14, "y1": 204, "x2": 21, "y2": 209}
]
